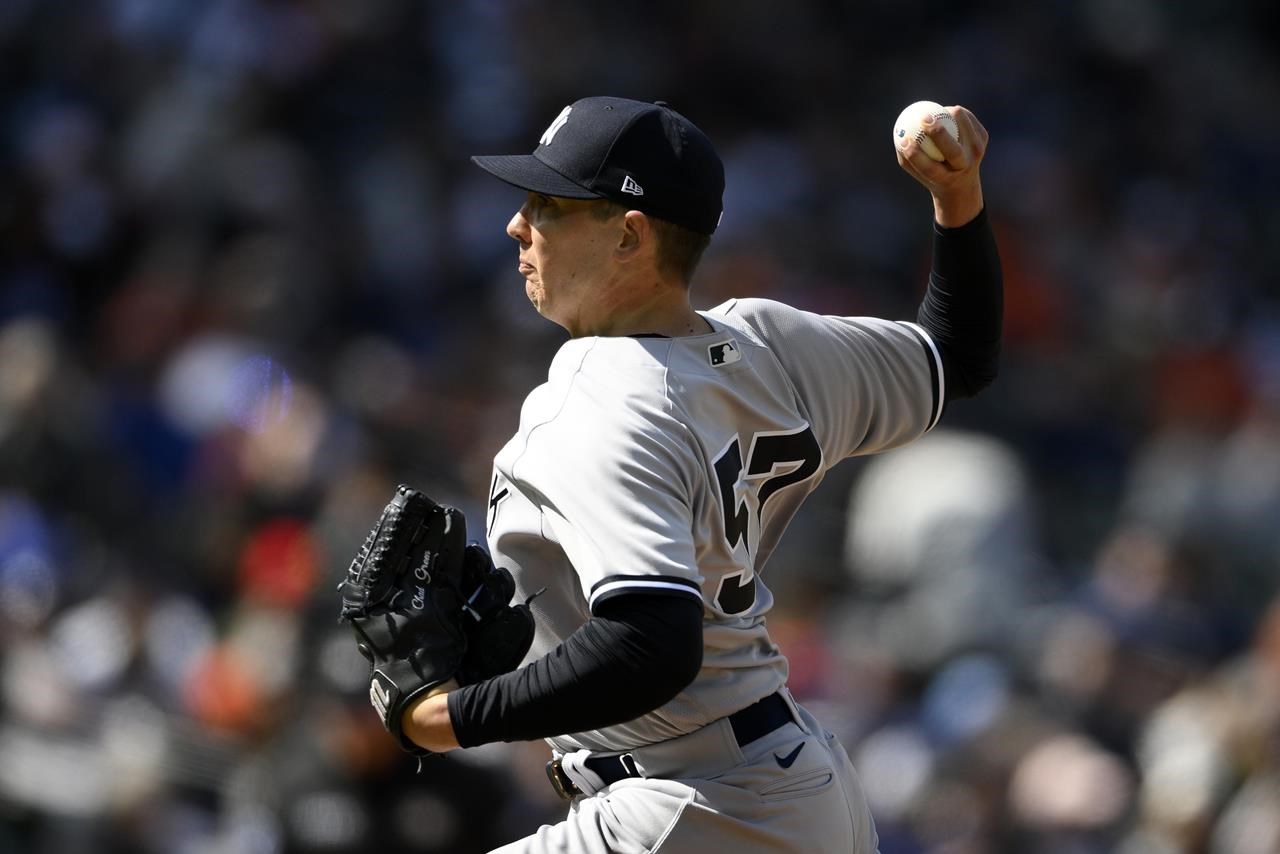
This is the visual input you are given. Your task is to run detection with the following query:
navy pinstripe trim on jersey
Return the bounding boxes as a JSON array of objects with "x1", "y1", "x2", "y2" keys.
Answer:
[
  {"x1": 587, "y1": 574, "x2": 703, "y2": 611},
  {"x1": 900, "y1": 321, "x2": 945, "y2": 431}
]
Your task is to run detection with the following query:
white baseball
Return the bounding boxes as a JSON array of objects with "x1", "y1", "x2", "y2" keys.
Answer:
[{"x1": 893, "y1": 101, "x2": 960, "y2": 162}]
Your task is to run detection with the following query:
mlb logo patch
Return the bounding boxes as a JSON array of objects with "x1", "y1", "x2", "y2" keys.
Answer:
[{"x1": 708, "y1": 339, "x2": 741, "y2": 367}]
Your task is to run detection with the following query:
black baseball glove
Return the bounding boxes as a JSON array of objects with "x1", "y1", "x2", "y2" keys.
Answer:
[
  {"x1": 455, "y1": 544, "x2": 537, "y2": 686},
  {"x1": 338, "y1": 485, "x2": 536, "y2": 757}
]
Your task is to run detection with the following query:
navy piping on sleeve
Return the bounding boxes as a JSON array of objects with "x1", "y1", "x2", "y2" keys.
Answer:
[
  {"x1": 588, "y1": 574, "x2": 703, "y2": 612},
  {"x1": 897, "y1": 321, "x2": 946, "y2": 431}
]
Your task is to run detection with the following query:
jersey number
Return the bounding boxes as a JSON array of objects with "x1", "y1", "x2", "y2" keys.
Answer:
[{"x1": 711, "y1": 426, "x2": 821, "y2": 613}]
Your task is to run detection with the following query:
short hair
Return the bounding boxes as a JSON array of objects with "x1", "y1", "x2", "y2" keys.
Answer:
[{"x1": 591, "y1": 201, "x2": 712, "y2": 286}]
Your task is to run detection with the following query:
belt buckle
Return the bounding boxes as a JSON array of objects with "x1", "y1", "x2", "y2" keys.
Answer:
[{"x1": 545, "y1": 758, "x2": 581, "y2": 801}]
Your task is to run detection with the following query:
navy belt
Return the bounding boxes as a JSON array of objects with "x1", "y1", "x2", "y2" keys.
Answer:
[{"x1": 545, "y1": 691, "x2": 794, "y2": 800}]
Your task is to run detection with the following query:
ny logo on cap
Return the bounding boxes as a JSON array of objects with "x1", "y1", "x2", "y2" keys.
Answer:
[
  {"x1": 621, "y1": 175, "x2": 644, "y2": 196},
  {"x1": 708, "y1": 339, "x2": 741, "y2": 366},
  {"x1": 540, "y1": 106, "x2": 572, "y2": 146}
]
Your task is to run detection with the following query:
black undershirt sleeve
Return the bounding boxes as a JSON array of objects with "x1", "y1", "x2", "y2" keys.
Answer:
[
  {"x1": 447, "y1": 593, "x2": 704, "y2": 748},
  {"x1": 917, "y1": 207, "x2": 1003, "y2": 403}
]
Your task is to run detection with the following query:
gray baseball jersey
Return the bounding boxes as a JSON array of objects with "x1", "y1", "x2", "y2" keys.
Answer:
[{"x1": 485, "y1": 297, "x2": 942, "y2": 755}]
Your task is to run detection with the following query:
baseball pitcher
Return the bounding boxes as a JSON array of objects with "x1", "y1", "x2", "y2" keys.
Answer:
[{"x1": 340, "y1": 95, "x2": 1001, "y2": 853}]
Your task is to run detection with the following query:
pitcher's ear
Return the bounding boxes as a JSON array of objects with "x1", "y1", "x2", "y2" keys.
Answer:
[{"x1": 616, "y1": 209, "x2": 652, "y2": 261}]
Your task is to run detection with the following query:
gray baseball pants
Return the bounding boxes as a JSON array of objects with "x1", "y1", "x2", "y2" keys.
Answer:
[{"x1": 490, "y1": 694, "x2": 879, "y2": 854}]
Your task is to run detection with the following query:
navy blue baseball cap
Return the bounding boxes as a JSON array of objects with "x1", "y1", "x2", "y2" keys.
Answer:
[{"x1": 471, "y1": 96, "x2": 725, "y2": 235}]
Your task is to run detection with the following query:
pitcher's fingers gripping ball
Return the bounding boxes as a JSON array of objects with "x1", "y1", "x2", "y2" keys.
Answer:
[
  {"x1": 337, "y1": 485, "x2": 535, "y2": 759},
  {"x1": 893, "y1": 100, "x2": 960, "y2": 162},
  {"x1": 893, "y1": 101, "x2": 990, "y2": 207}
]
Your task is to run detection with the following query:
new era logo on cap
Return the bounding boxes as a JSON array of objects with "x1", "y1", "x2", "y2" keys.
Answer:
[{"x1": 470, "y1": 96, "x2": 725, "y2": 235}]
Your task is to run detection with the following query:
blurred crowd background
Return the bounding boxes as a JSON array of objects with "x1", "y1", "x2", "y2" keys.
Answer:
[{"x1": 2, "y1": 1, "x2": 1279, "y2": 852}]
